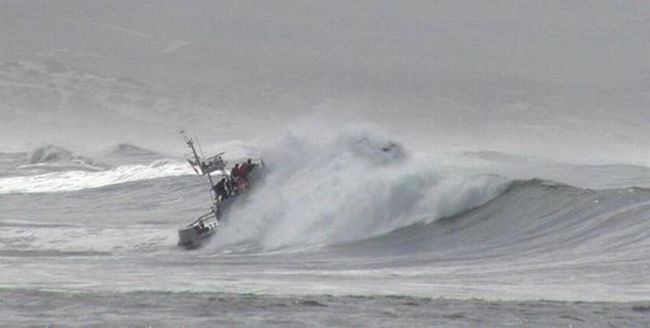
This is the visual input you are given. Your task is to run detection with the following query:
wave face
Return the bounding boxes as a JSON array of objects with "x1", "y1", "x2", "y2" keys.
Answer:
[
  {"x1": 346, "y1": 179, "x2": 650, "y2": 260},
  {"x1": 214, "y1": 126, "x2": 509, "y2": 249}
]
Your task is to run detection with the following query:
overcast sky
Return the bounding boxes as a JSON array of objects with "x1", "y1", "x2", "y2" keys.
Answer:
[{"x1": 2, "y1": 1, "x2": 649, "y2": 162}]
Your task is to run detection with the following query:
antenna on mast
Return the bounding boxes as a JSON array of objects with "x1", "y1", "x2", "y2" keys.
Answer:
[
  {"x1": 180, "y1": 129, "x2": 202, "y2": 175},
  {"x1": 180, "y1": 129, "x2": 228, "y2": 209}
]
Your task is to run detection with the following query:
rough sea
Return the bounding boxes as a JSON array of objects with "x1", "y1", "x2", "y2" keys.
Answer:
[
  {"x1": 2, "y1": 1, "x2": 650, "y2": 325},
  {"x1": 2, "y1": 127, "x2": 650, "y2": 327}
]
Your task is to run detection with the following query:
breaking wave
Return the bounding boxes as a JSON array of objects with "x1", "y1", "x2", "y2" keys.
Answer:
[
  {"x1": 213, "y1": 125, "x2": 510, "y2": 249},
  {"x1": 28, "y1": 145, "x2": 76, "y2": 164},
  {"x1": 316, "y1": 179, "x2": 650, "y2": 302},
  {"x1": 22, "y1": 145, "x2": 108, "y2": 172}
]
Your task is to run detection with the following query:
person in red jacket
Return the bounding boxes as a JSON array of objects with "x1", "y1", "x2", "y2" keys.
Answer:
[
  {"x1": 239, "y1": 161, "x2": 249, "y2": 177},
  {"x1": 231, "y1": 163, "x2": 241, "y2": 177}
]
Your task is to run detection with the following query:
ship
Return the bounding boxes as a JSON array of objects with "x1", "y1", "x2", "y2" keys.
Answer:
[{"x1": 177, "y1": 131, "x2": 264, "y2": 249}]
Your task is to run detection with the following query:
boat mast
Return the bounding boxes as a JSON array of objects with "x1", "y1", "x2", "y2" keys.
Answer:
[
  {"x1": 183, "y1": 131, "x2": 201, "y2": 169},
  {"x1": 181, "y1": 130, "x2": 218, "y2": 207}
]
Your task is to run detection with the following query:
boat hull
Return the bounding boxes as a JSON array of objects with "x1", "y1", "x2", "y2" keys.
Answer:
[{"x1": 177, "y1": 215, "x2": 218, "y2": 249}]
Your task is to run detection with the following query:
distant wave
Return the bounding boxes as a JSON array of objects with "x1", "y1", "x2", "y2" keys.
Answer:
[
  {"x1": 28, "y1": 145, "x2": 75, "y2": 164},
  {"x1": 108, "y1": 143, "x2": 161, "y2": 156},
  {"x1": 99, "y1": 143, "x2": 166, "y2": 166},
  {"x1": 458, "y1": 150, "x2": 650, "y2": 189},
  {"x1": 0, "y1": 160, "x2": 194, "y2": 194},
  {"x1": 1, "y1": 143, "x2": 174, "y2": 177},
  {"x1": 27, "y1": 144, "x2": 106, "y2": 169},
  {"x1": 3, "y1": 145, "x2": 108, "y2": 176}
]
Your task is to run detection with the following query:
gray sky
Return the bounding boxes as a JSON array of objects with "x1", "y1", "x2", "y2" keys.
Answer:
[{"x1": 1, "y1": 1, "x2": 649, "y2": 163}]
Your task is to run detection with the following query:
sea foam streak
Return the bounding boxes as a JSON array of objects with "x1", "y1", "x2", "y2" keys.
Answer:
[{"x1": 0, "y1": 160, "x2": 194, "y2": 194}]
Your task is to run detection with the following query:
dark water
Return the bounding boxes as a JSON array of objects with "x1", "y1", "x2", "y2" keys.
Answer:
[{"x1": 3, "y1": 289, "x2": 650, "y2": 327}]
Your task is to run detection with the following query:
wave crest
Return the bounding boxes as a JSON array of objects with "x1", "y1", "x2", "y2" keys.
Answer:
[
  {"x1": 11, "y1": 145, "x2": 109, "y2": 174},
  {"x1": 28, "y1": 145, "x2": 75, "y2": 164},
  {"x1": 213, "y1": 125, "x2": 509, "y2": 249}
]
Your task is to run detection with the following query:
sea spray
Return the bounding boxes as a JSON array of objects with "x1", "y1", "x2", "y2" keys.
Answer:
[{"x1": 213, "y1": 124, "x2": 509, "y2": 249}]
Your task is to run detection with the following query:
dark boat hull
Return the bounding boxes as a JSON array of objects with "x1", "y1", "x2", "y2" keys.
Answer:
[{"x1": 177, "y1": 215, "x2": 218, "y2": 249}]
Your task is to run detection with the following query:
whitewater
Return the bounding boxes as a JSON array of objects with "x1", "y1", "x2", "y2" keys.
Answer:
[{"x1": 2, "y1": 125, "x2": 650, "y2": 326}]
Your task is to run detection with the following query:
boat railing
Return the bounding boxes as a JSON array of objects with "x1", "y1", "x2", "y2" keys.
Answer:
[{"x1": 186, "y1": 210, "x2": 217, "y2": 228}]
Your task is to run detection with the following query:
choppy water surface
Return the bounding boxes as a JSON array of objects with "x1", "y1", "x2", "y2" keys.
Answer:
[{"x1": 2, "y1": 132, "x2": 650, "y2": 326}]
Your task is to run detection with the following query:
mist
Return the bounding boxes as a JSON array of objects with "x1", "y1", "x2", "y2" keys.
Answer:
[{"x1": 1, "y1": 1, "x2": 649, "y2": 164}]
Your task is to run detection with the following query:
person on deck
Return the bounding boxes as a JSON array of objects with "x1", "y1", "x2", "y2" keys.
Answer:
[
  {"x1": 225, "y1": 175, "x2": 235, "y2": 196},
  {"x1": 245, "y1": 158, "x2": 256, "y2": 176},
  {"x1": 239, "y1": 161, "x2": 249, "y2": 177},
  {"x1": 213, "y1": 178, "x2": 228, "y2": 201},
  {"x1": 234, "y1": 163, "x2": 249, "y2": 179}
]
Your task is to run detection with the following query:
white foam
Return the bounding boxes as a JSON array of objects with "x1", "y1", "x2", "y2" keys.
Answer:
[
  {"x1": 0, "y1": 160, "x2": 194, "y2": 194},
  {"x1": 214, "y1": 123, "x2": 509, "y2": 249}
]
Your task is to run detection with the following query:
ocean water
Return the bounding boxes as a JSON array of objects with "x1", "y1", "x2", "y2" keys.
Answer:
[
  {"x1": 3, "y1": 1, "x2": 650, "y2": 325},
  {"x1": 2, "y1": 128, "x2": 650, "y2": 327}
]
